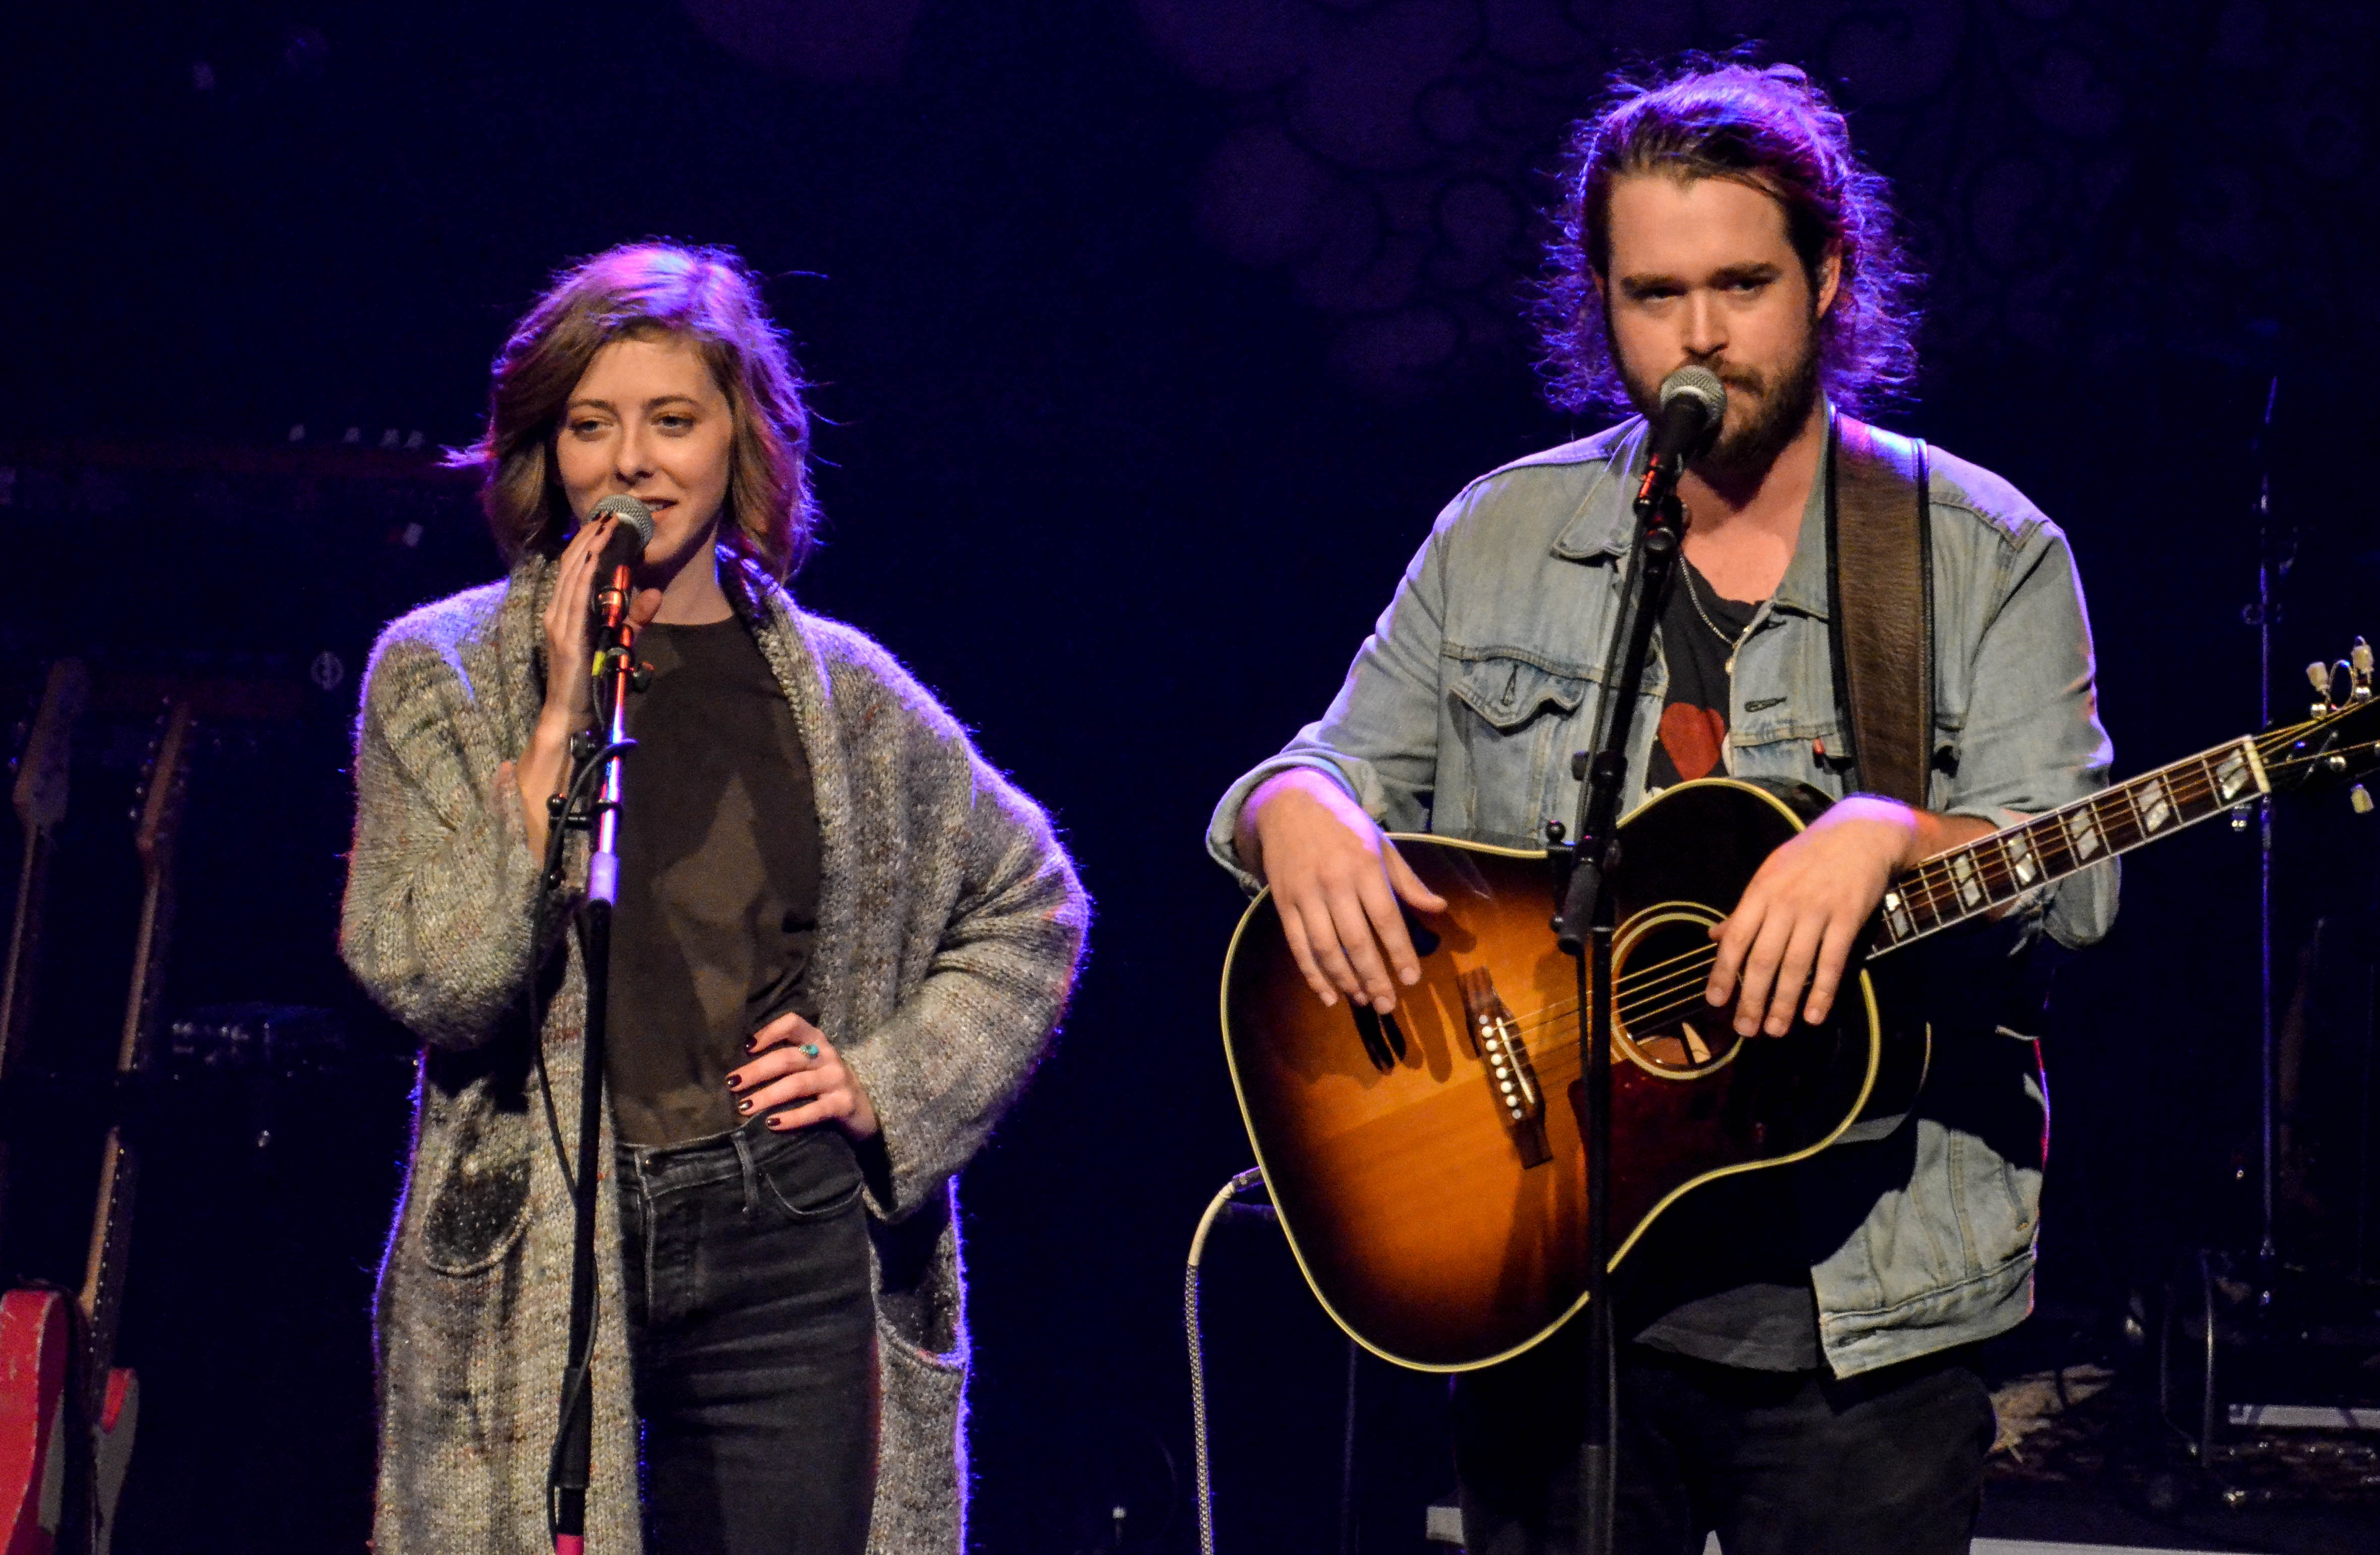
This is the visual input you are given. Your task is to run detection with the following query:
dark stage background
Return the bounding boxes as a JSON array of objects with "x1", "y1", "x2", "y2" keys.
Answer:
[{"x1": 6, "y1": 2, "x2": 2380, "y2": 1550}]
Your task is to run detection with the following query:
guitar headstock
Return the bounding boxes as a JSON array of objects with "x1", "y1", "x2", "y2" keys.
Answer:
[
  {"x1": 12, "y1": 660, "x2": 89, "y2": 838},
  {"x1": 2268, "y1": 636, "x2": 2379, "y2": 809},
  {"x1": 132, "y1": 702, "x2": 196, "y2": 877}
]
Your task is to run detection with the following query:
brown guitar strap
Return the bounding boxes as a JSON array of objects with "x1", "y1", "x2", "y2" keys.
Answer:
[{"x1": 1826, "y1": 416, "x2": 1934, "y2": 805}]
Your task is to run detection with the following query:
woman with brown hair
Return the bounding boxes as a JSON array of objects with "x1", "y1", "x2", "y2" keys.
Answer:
[{"x1": 340, "y1": 242, "x2": 1087, "y2": 1554}]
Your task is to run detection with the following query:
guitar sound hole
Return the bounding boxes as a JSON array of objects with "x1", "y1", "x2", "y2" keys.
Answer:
[{"x1": 1613, "y1": 907, "x2": 1741, "y2": 1077}]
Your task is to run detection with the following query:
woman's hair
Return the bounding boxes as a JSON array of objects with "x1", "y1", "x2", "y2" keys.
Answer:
[
  {"x1": 1536, "y1": 57, "x2": 1922, "y2": 418},
  {"x1": 452, "y1": 242, "x2": 817, "y2": 580}
]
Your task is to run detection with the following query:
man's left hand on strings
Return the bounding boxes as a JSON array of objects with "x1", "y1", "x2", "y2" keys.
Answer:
[{"x1": 1705, "y1": 796, "x2": 1993, "y2": 1037}]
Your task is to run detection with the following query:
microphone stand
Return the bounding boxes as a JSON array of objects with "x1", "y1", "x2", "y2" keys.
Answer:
[
  {"x1": 1551, "y1": 447, "x2": 1687, "y2": 1555},
  {"x1": 549, "y1": 561, "x2": 642, "y2": 1555}
]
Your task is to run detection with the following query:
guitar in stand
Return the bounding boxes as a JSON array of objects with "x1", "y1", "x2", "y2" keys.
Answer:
[
  {"x1": 0, "y1": 664, "x2": 91, "y2": 1554},
  {"x1": 1220, "y1": 640, "x2": 2380, "y2": 1373},
  {"x1": 67, "y1": 698, "x2": 191, "y2": 1555}
]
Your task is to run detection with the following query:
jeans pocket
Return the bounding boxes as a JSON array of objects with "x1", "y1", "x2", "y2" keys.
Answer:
[{"x1": 755, "y1": 1130, "x2": 865, "y2": 1221}]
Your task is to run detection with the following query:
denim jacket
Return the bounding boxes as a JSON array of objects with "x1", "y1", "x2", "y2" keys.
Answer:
[{"x1": 1207, "y1": 411, "x2": 2118, "y2": 1376}]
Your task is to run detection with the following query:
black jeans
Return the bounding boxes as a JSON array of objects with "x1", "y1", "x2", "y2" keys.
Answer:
[
  {"x1": 616, "y1": 1121, "x2": 879, "y2": 1555},
  {"x1": 1455, "y1": 1337, "x2": 1996, "y2": 1555}
]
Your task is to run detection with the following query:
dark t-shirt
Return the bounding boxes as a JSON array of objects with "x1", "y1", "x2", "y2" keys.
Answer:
[
  {"x1": 1621, "y1": 557, "x2": 1822, "y2": 1371},
  {"x1": 607, "y1": 617, "x2": 823, "y2": 1147}
]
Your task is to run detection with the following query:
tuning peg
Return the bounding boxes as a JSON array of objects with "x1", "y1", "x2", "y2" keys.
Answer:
[
  {"x1": 2353, "y1": 784, "x2": 2373, "y2": 816},
  {"x1": 2353, "y1": 637, "x2": 2373, "y2": 700}
]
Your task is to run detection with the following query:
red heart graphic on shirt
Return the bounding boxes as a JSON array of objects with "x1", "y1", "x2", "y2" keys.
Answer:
[{"x1": 1658, "y1": 704, "x2": 1728, "y2": 782}]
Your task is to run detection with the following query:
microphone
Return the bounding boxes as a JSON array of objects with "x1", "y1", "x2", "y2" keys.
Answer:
[
  {"x1": 1634, "y1": 366, "x2": 1727, "y2": 518},
  {"x1": 586, "y1": 496, "x2": 655, "y2": 659},
  {"x1": 588, "y1": 494, "x2": 655, "y2": 573}
]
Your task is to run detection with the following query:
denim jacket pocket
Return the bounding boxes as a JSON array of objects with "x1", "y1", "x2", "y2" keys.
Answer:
[
  {"x1": 1446, "y1": 651, "x2": 1593, "y2": 843},
  {"x1": 1726, "y1": 713, "x2": 1847, "y2": 795}
]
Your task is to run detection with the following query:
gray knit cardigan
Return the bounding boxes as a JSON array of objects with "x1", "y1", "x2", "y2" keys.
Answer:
[{"x1": 340, "y1": 553, "x2": 1088, "y2": 1553}]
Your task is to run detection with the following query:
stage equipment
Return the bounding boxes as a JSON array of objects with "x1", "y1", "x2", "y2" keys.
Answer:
[
  {"x1": 2163, "y1": 638, "x2": 2380, "y2": 1481},
  {"x1": 2249, "y1": 374, "x2": 2290, "y2": 1273},
  {"x1": 1188, "y1": 1166, "x2": 1403, "y2": 1555},
  {"x1": 1187, "y1": 1168, "x2": 1275, "y2": 1555},
  {"x1": 69, "y1": 699, "x2": 191, "y2": 1555},
  {"x1": 164, "y1": 1003, "x2": 371, "y2": 1076},
  {"x1": 538, "y1": 495, "x2": 652, "y2": 1555},
  {"x1": 0, "y1": 695, "x2": 197, "y2": 1553},
  {"x1": 1541, "y1": 363, "x2": 1718, "y2": 1555},
  {"x1": 0, "y1": 662, "x2": 86, "y2": 1555}
]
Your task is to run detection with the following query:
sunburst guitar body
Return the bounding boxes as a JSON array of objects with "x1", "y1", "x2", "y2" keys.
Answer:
[
  {"x1": 1224, "y1": 647, "x2": 2380, "y2": 1373},
  {"x1": 1221, "y1": 778, "x2": 1927, "y2": 1372}
]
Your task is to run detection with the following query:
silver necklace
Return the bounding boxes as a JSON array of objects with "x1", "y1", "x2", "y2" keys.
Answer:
[{"x1": 1681, "y1": 559, "x2": 1751, "y2": 651}]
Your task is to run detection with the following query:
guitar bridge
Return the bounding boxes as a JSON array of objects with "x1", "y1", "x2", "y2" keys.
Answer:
[{"x1": 1458, "y1": 969, "x2": 1552, "y2": 1167}]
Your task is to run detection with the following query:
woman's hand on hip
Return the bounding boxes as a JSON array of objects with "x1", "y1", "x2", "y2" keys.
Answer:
[{"x1": 726, "y1": 1014, "x2": 880, "y2": 1139}]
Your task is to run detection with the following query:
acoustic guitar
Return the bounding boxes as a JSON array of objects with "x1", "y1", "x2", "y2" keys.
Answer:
[{"x1": 1221, "y1": 641, "x2": 2379, "y2": 1372}]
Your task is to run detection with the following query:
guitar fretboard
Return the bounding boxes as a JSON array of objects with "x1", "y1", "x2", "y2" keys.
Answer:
[{"x1": 1874, "y1": 736, "x2": 2266, "y2": 950}]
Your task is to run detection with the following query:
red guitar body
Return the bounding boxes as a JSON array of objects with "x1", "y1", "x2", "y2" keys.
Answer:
[{"x1": 0, "y1": 1292, "x2": 67, "y2": 1555}]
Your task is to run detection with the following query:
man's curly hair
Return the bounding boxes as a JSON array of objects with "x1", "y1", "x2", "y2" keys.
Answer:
[{"x1": 1536, "y1": 58, "x2": 1922, "y2": 418}]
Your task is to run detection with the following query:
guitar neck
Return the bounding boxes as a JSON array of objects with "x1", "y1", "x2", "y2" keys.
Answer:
[
  {"x1": 79, "y1": 699, "x2": 191, "y2": 1402},
  {"x1": 0, "y1": 831, "x2": 51, "y2": 1078},
  {"x1": 78, "y1": 890, "x2": 170, "y2": 1402},
  {"x1": 1, "y1": 659, "x2": 87, "y2": 1083},
  {"x1": 1871, "y1": 733, "x2": 2270, "y2": 952}
]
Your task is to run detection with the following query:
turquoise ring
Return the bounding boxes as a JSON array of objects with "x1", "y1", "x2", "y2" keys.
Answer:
[{"x1": 801, "y1": 1042, "x2": 820, "y2": 1059}]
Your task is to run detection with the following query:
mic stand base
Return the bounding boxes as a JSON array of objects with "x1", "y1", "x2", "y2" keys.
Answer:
[{"x1": 549, "y1": 896, "x2": 610, "y2": 1554}]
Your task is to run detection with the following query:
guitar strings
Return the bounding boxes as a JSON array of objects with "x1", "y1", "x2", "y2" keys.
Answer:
[
  {"x1": 1490, "y1": 941, "x2": 1719, "y2": 1035},
  {"x1": 1497, "y1": 753, "x2": 2281, "y2": 1039},
  {"x1": 1506, "y1": 749, "x2": 2241, "y2": 1038},
  {"x1": 1886, "y1": 715, "x2": 2360, "y2": 915},
  {"x1": 1424, "y1": 723, "x2": 2372, "y2": 1055},
  {"x1": 1449, "y1": 932, "x2": 1744, "y2": 1041},
  {"x1": 1892, "y1": 723, "x2": 2362, "y2": 919},
  {"x1": 1497, "y1": 945, "x2": 1726, "y2": 1042},
  {"x1": 1901, "y1": 735, "x2": 2269, "y2": 908}
]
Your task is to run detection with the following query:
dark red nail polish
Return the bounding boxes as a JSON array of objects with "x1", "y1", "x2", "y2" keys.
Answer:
[{"x1": 737, "y1": 1099, "x2": 752, "y2": 1114}]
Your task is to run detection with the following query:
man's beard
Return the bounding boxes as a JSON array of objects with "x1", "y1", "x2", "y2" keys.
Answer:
[{"x1": 1615, "y1": 318, "x2": 1823, "y2": 482}]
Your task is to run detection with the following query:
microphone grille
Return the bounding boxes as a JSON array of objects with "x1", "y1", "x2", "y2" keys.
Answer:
[
  {"x1": 590, "y1": 494, "x2": 655, "y2": 545},
  {"x1": 1658, "y1": 365, "x2": 1727, "y2": 421}
]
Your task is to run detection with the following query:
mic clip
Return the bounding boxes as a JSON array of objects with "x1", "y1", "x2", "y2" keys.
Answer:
[
  {"x1": 1634, "y1": 457, "x2": 1686, "y2": 523},
  {"x1": 589, "y1": 646, "x2": 655, "y2": 693}
]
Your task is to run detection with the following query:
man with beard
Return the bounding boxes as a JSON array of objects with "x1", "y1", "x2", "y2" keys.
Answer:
[{"x1": 1205, "y1": 60, "x2": 2115, "y2": 1555}]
